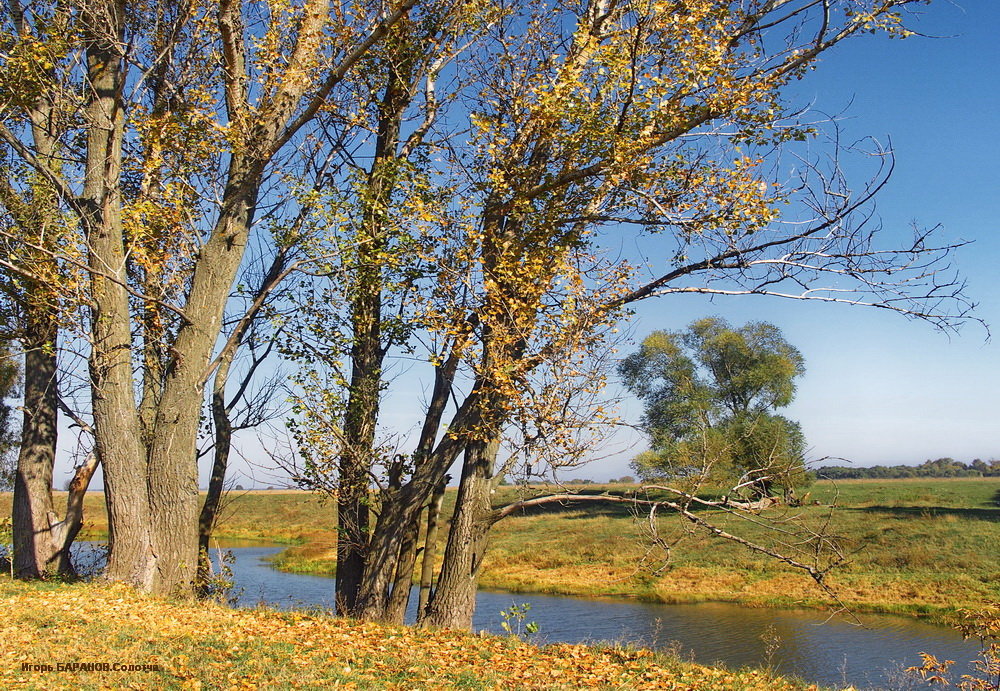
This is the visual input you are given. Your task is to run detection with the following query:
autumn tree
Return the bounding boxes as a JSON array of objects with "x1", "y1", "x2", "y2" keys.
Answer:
[
  {"x1": 0, "y1": 1, "x2": 100, "y2": 576},
  {"x1": 620, "y1": 318, "x2": 808, "y2": 498},
  {"x1": 413, "y1": 0, "x2": 975, "y2": 630},
  {"x1": 1, "y1": 0, "x2": 977, "y2": 621},
  {"x1": 0, "y1": 0, "x2": 418, "y2": 594},
  {"x1": 280, "y1": 0, "x2": 976, "y2": 631}
]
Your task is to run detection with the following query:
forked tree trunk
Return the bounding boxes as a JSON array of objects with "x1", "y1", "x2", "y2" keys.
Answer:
[
  {"x1": 352, "y1": 423, "x2": 467, "y2": 621},
  {"x1": 351, "y1": 356, "x2": 469, "y2": 622},
  {"x1": 421, "y1": 438, "x2": 499, "y2": 629},
  {"x1": 82, "y1": 1, "x2": 157, "y2": 589},
  {"x1": 144, "y1": 169, "x2": 261, "y2": 595}
]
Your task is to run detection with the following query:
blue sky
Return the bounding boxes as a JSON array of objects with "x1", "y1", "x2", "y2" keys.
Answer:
[{"x1": 610, "y1": 0, "x2": 1000, "y2": 478}]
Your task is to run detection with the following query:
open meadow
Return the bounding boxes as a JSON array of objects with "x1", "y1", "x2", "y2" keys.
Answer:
[{"x1": 4, "y1": 477, "x2": 996, "y2": 622}]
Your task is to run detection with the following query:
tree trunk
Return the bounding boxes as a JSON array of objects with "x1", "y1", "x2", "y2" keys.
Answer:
[
  {"x1": 384, "y1": 511, "x2": 421, "y2": 623},
  {"x1": 11, "y1": 318, "x2": 62, "y2": 577},
  {"x1": 335, "y1": 464, "x2": 370, "y2": 612},
  {"x1": 332, "y1": 39, "x2": 416, "y2": 612},
  {"x1": 334, "y1": 257, "x2": 381, "y2": 613},
  {"x1": 351, "y1": 354, "x2": 469, "y2": 622},
  {"x1": 49, "y1": 454, "x2": 101, "y2": 566},
  {"x1": 144, "y1": 168, "x2": 260, "y2": 595},
  {"x1": 197, "y1": 370, "x2": 232, "y2": 590},
  {"x1": 352, "y1": 421, "x2": 468, "y2": 620},
  {"x1": 417, "y1": 481, "x2": 446, "y2": 616},
  {"x1": 81, "y1": 1, "x2": 157, "y2": 589},
  {"x1": 421, "y1": 438, "x2": 498, "y2": 629}
]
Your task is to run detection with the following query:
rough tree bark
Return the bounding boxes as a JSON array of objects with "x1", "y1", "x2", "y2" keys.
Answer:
[
  {"x1": 11, "y1": 314, "x2": 63, "y2": 577},
  {"x1": 80, "y1": 0, "x2": 157, "y2": 589},
  {"x1": 421, "y1": 438, "x2": 499, "y2": 629}
]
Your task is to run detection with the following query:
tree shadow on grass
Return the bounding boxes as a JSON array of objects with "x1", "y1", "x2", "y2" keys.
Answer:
[
  {"x1": 497, "y1": 499, "x2": 639, "y2": 519},
  {"x1": 499, "y1": 491, "x2": 1000, "y2": 523},
  {"x1": 851, "y1": 505, "x2": 999, "y2": 522}
]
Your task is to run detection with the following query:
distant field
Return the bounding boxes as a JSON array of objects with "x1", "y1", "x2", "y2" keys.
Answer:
[
  {"x1": 479, "y1": 478, "x2": 999, "y2": 620},
  {"x1": 1, "y1": 477, "x2": 997, "y2": 621}
]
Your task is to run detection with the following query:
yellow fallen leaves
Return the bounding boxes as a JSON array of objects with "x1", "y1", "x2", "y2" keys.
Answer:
[{"x1": 0, "y1": 577, "x2": 818, "y2": 690}]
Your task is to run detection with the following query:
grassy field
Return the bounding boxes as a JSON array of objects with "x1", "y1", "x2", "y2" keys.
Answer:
[
  {"x1": 0, "y1": 577, "x2": 816, "y2": 690},
  {"x1": 1, "y1": 477, "x2": 997, "y2": 621},
  {"x1": 477, "y1": 478, "x2": 1000, "y2": 620},
  {"x1": 262, "y1": 478, "x2": 1000, "y2": 621}
]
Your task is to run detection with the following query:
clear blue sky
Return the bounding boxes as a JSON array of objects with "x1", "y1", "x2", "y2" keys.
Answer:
[{"x1": 607, "y1": 0, "x2": 1000, "y2": 479}]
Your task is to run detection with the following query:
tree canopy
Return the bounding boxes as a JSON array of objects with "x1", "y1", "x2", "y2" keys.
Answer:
[{"x1": 620, "y1": 317, "x2": 808, "y2": 497}]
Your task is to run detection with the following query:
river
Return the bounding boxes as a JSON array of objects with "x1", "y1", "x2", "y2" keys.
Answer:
[
  {"x1": 69, "y1": 542, "x2": 980, "y2": 688},
  {"x1": 175, "y1": 543, "x2": 980, "y2": 690}
]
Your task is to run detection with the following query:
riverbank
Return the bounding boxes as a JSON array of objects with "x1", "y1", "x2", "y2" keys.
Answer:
[
  {"x1": 2, "y1": 478, "x2": 996, "y2": 623},
  {"x1": 265, "y1": 478, "x2": 1000, "y2": 623},
  {"x1": 0, "y1": 577, "x2": 817, "y2": 690}
]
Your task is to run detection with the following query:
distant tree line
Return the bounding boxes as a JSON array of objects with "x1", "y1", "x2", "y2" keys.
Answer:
[
  {"x1": 561, "y1": 477, "x2": 636, "y2": 485},
  {"x1": 815, "y1": 458, "x2": 1000, "y2": 480}
]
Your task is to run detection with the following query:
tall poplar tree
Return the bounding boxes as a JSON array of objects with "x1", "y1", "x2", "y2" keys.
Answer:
[{"x1": 0, "y1": 0, "x2": 417, "y2": 594}]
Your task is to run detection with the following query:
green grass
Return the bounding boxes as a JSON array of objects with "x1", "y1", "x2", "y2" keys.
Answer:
[
  {"x1": 477, "y1": 479, "x2": 999, "y2": 619},
  {"x1": 1, "y1": 477, "x2": 997, "y2": 622}
]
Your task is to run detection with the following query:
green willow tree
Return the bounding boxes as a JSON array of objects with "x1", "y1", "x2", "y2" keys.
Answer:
[{"x1": 620, "y1": 318, "x2": 808, "y2": 499}]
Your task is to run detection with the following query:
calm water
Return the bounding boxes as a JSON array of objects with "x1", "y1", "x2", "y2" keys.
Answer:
[
  {"x1": 217, "y1": 545, "x2": 980, "y2": 689},
  {"x1": 76, "y1": 543, "x2": 982, "y2": 689}
]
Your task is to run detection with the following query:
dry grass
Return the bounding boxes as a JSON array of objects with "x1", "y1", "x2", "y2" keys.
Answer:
[{"x1": 0, "y1": 577, "x2": 818, "y2": 690}]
